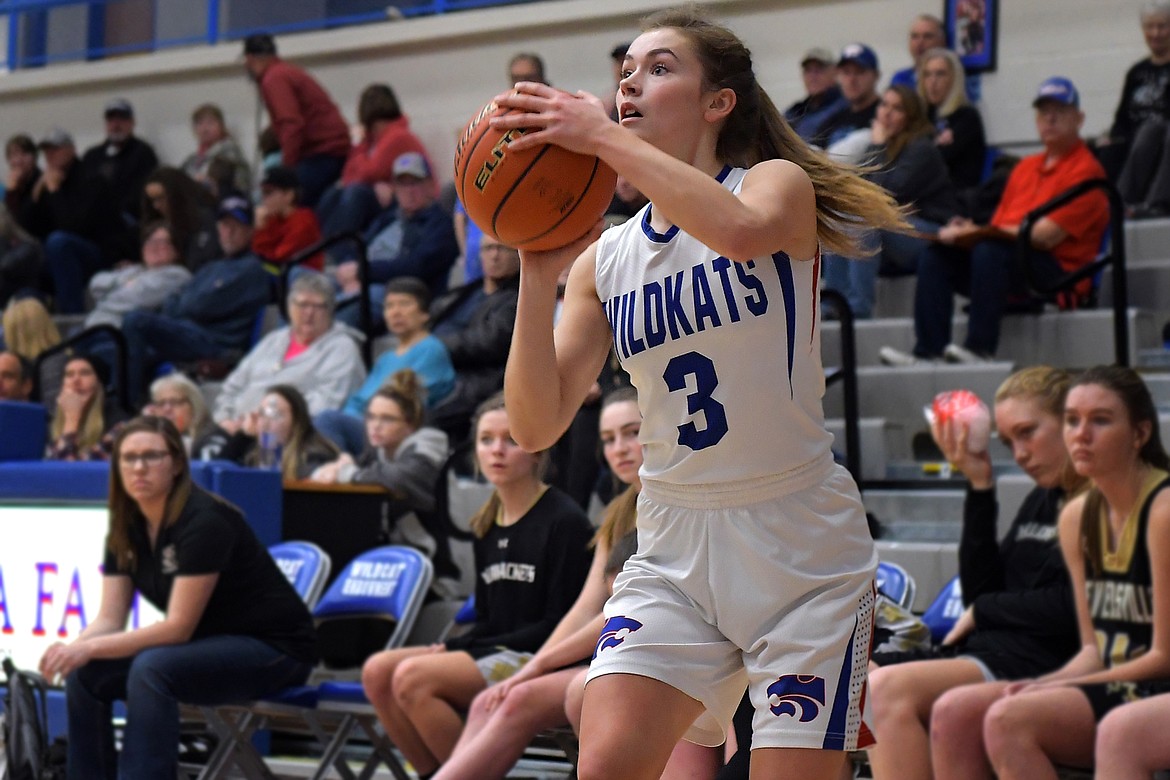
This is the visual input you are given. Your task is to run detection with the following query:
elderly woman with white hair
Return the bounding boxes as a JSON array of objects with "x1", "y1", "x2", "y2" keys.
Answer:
[
  {"x1": 212, "y1": 271, "x2": 366, "y2": 433},
  {"x1": 144, "y1": 372, "x2": 214, "y2": 458},
  {"x1": 1108, "y1": 0, "x2": 1170, "y2": 216}
]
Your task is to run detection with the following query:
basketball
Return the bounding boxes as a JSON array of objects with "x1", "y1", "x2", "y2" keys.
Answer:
[{"x1": 453, "y1": 97, "x2": 618, "y2": 252}]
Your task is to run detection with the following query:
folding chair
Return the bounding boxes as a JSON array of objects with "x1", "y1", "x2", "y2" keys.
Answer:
[
  {"x1": 875, "y1": 560, "x2": 917, "y2": 610},
  {"x1": 196, "y1": 546, "x2": 433, "y2": 780},
  {"x1": 269, "y1": 540, "x2": 332, "y2": 610},
  {"x1": 921, "y1": 576, "x2": 964, "y2": 644}
]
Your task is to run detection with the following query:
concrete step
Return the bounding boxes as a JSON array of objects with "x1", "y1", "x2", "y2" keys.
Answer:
[
  {"x1": 825, "y1": 417, "x2": 911, "y2": 482},
  {"x1": 823, "y1": 308, "x2": 1158, "y2": 369},
  {"x1": 1145, "y1": 372, "x2": 1170, "y2": 408},
  {"x1": 824, "y1": 363, "x2": 1014, "y2": 422},
  {"x1": 872, "y1": 275, "x2": 915, "y2": 319},
  {"x1": 1124, "y1": 216, "x2": 1170, "y2": 264},
  {"x1": 1100, "y1": 262, "x2": 1170, "y2": 325},
  {"x1": 863, "y1": 487, "x2": 965, "y2": 541}
]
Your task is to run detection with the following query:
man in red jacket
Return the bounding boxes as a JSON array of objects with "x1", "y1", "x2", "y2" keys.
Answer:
[{"x1": 243, "y1": 33, "x2": 350, "y2": 208}]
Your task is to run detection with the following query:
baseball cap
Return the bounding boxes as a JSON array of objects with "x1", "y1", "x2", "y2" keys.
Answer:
[
  {"x1": 801, "y1": 47, "x2": 836, "y2": 67},
  {"x1": 104, "y1": 98, "x2": 134, "y2": 118},
  {"x1": 261, "y1": 165, "x2": 300, "y2": 191},
  {"x1": 216, "y1": 194, "x2": 254, "y2": 226},
  {"x1": 37, "y1": 127, "x2": 75, "y2": 149},
  {"x1": 1032, "y1": 76, "x2": 1080, "y2": 109},
  {"x1": 392, "y1": 152, "x2": 430, "y2": 180},
  {"x1": 838, "y1": 43, "x2": 879, "y2": 72},
  {"x1": 242, "y1": 33, "x2": 277, "y2": 56}
]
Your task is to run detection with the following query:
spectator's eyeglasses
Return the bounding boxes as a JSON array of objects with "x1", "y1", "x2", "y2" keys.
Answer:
[
  {"x1": 290, "y1": 298, "x2": 329, "y2": 311},
  {"x1": 153, "y1": 398, "x2": 190, "y2": 409},
  {"x1": 120, "y1": 450, "x2": 171, "y2": 468}
]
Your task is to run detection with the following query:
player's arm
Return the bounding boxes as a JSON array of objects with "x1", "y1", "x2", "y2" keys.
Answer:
[
  {"x1": 493, "y1": 85, "x2": 817, "y2": 262},
  {"x1": 505, "y1": 238, "x2": 612, "y2": 453}
]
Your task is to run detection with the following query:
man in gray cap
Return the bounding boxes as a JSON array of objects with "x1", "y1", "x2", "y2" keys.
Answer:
[
  {"x1": 783, "y1": 47, "x2": 848, "y2": 144},
  {"x1": 26, "y1": 128, "x2": 121, "y2": 313},
  {"x1": 80, "y1": 97, "x2": 159, "y2": 255}
]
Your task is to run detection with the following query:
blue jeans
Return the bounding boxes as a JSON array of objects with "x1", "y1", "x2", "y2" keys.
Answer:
[
  {"x1": 65, "y1": 635, "x2": 311, "y2": 780},
  {"x1": 314, "y1": 408, "x2": 366, "y2": 456},
  {"x1": 295, "y1": 155, "x2": 347, "y2": 209},
  {"x1": 821, "y1": 217, "x2": 936, "y2": 319},
  {"x1": 913, "y1": 239, "x2": 1066, "y2": 357},
  {"x1": 121, "y1": 311, "x2": 229, "y2": 407},
  {"x1": 45, "y1": 230, "x2": 105, "y2": 314}
]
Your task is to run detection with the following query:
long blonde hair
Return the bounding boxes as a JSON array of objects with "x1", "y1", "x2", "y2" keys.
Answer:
[
  {"x1": 917, "y1": 48, "x2": 969, "y2": 119},
  {"x1": 994, "y1": 365, "x2": 1086, "y2": 498},
  {"x1": 50, "y1": 355, "x2": 107, "y2": 451},
  {"x1": 642, "y1": 7, "x2": 908, "y2": 256},
  {"x1": 2, "y1": 298, "x2": 61, "y2": 361},
  {"x1": 466, "y1": 392, "x2": 549, "y2": 539}
]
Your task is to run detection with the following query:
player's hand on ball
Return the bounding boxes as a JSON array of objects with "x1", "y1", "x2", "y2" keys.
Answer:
[{"x1": 492, "y1": 84, "x2": 611, "y2": 156}]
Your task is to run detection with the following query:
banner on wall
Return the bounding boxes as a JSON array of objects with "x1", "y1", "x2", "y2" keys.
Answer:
[{"x1": 0, "y1": 504, "x2": 163, "y2": 673}]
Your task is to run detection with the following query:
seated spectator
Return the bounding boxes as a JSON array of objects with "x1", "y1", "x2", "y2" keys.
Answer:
[
  {"x1": 2, "y1": 296, "x2": 61, "y2": 363},
  {"x1": 880, "y1": 77, "x2": 1109, "y2": 366},
  {"x1": 253, "y1": 165, "x2": 324, "y2": 273},
  {"x1": 143, "y1": 372, "x2": 214, "y2": 459},
  {"x1": 212, "y1": 272, "x2": 365, "y2": 429},
  {"x1": 5, "y1": 133, "x2": 41, "y2": 234},
  {"x1": 0, "y1": 350, "x2": 33, "y2": 402},
  {"x1": 242, "y1": 34, "x2": 350, "y2": 208},
  {"x1": 180, "y1": 103, "x2": 251, "y2": 197},
  {"x1": 47, "y1": 354, "x2": 129, "y2": 461},
  {"x1": 822, "y1": 85, "x2": 960, "y2": 319},
  {"x1": 507, "y1": 52, "x2": 548, "y2": 85},
  {"x1": 930, "y1": 366, "x2": 1170, "y2": 778},
  {"x1": 428, "y1": 238, "x2": 520, "y2": 444},
  {"x1": 334, "y1": 152, "x2": 459, "y2": 332},
  {"x1": 1111, "y1": 2, "x2": 1170, "y2": 216},
  {"x1": 813, "y1": 44, "x2": 881, "y2": 155},
  {"x1": 25, "y1": 128, "x2": 122, "y2": 313},
  {"x1": 0, "y1": 202, "x2": 42, "y2": 308},
  {"x1": 42, "y1": 415, "x2": 316, "y2": 780},
  {"x1": 317, "y1": 83, "x2": 435, "y2": 243},
  {"x1": 310, "y1": 369, "x2": 450, "y2": 558},
  {"x1": 84, "y1": 222, "x2": 193, "y2": 329},
  {"x1": 604, "y1": 175, "x2": 649, "y2": 223},
  {"x1": 434, "y1": 388, "x2": 645, "y2": 780},
  {"x1": 120, "y1": 194, "x2": 270, "y2": 407},
  {"x1": 141, "y1": 167, "x2": 221, "y2": 271},
  {"x1": 80, "y1": 98, "x2": 159, "y2": 259},
  {"x1": 783, "y1": 47, "x2": 847, "y2": 144},
  {"x1": 919, "y1": 48, "x2": 988, "y2": 193},
  {"x1": 316, "y1": 276, "x2": 454, "y2": 455},
  {"x1": 890, "y1": 14, "x2": 948, "y2": 89},
  {"x1": 864, "y1": 366, "x2": 1084, "y2": 780},
  {"x1": 207, "y1": 384, "x2": 339, "y2": 479},
  {"x1": 452, "y1": 199, "x2": 484, "y2": 285},
  {"x1": 361, "y1": 392, "x2": 593, "y2": 780}
]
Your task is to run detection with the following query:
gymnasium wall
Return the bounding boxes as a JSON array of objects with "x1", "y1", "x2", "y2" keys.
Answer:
[{"x1": 0, "y1": 0, "x2": 1149, "y2": 186}]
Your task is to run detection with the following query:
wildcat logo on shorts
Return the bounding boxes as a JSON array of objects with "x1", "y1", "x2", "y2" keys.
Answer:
[
  {"x1": 594, "y1": 616, "x2": 642, "y2": 658},
  {"x1": 767, "y1": 674, "x2": 826, "y2": 722}
]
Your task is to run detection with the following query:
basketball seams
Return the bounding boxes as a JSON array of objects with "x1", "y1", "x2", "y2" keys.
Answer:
[
  {"x1": 490, "y1": 143, "x2": 553, "y2": 245},
  {"x1": 516, "y1": 156, "x2": 607, "y2": 249},
  {"x1": 452, "y1": 103, "x2": 502, "y2": 217}
]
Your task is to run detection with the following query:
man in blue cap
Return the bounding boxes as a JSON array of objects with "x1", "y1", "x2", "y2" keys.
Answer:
[
  {"x1": 813, "y1": 43, "x2": 882, "y2": 149},
  {"x1": 881, "y1": 76, "x2": 1109, "y2": 366}
]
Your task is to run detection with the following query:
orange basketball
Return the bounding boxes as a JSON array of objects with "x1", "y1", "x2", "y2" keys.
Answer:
[{"x1": 453, "y1": 98, "x2": 618, "y2": 252}]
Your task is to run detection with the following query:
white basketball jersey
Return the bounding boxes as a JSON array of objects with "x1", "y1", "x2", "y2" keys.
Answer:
[{"x1": 594, "y1": 166, "x2": 833, "y2": 490}]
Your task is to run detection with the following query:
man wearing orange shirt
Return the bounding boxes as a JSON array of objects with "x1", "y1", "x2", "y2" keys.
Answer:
[{"x1": 881, "y1": 76, "x2": 1109, "y2": 365}]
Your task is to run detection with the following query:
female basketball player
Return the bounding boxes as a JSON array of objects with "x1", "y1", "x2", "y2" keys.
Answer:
[
  {"x1": 496, "y1": 8, "x2": 905, "y2": 780},
  {"x1": 927, "y1": 365, "x2": 1170, "y2": 779}
]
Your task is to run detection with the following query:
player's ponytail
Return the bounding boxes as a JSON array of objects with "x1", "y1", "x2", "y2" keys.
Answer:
[{"x1": 644, "y1": 6, "x2": 909, "y2": 257}]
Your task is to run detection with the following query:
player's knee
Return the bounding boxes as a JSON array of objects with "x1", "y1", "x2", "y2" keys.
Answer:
[
  {"x1": 391, "y1": 658, "x2": 433, "y2": 707},
  {"x1": 1095, "y1": 705, "x2": 1135, "y2": 760},
  {"x1": 575, "y1": 748, "x2": 627, "y2": 780},
  {"x1": 564, "y1": 683, "x2": 585, "y2": 732},
  {"x1": 867, "y1": 665, "x2": 914, "y2": 721},
  {"x1": 361, "y1": 652, "x2": 394, "y2": 701},
  {"x1": 982, "y1": 697, "x2": 1026, "y2": 757}
]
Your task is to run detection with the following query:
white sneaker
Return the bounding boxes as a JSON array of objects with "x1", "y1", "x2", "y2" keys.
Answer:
[
  {"x1": 879, "y1": 346, "x2": 928, "y2": 367},
  {"x1": 943, "y1": 343, "x2": 992, "y2": 364}
]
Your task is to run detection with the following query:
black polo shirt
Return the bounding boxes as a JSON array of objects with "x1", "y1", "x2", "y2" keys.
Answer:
[{"x1": 103, "y1": 487, "x2": 317, "y2": 664}]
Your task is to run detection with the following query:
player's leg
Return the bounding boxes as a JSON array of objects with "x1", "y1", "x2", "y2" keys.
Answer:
[
  {"x1": 576, "y1": 673, "x2": 708, "y2": 780},
  {"x1": 929, "y1": 680, "x2": 1011, "y2": 780},
  {"x1": 982, "y1": 686, "x2": 1096, "y2": 779},
  {"x1": 564, "y1": 666, "x2": 589, "y2": 734},
  {"x1": 360, "y1": 646, "x2": 450, "y2": 774},
  {"x1": 1095, "y1": 692, "x2": 1170, "y2": 780},
  {"x1": 748, "y1": 747, "x2": 846, "y2": 779},
  {"x1": 391, "y1": 649, "x2": 487, "y2": 771},
  {"x1": 662, "y1": 740, "x2": 724, "y2": 780}
]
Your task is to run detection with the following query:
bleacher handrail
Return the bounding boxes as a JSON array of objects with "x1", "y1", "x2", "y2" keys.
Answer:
[
  {"x1": 821, "y1": 288, "x2": 862, "y2": 485},
  {"x1": 1017, "y1": 177, "x2": 1128, "y2": 366},
  {"x1": 282, "y1": 230, "x2": 373, "y2": 369},
  {"x1": 32, "y1": 323, "x2": 132, "y2": 415}
]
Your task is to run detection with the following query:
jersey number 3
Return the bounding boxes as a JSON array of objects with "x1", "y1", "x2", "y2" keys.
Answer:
[{"x1": 663, "y1": 352, "x2": 728, "y2": 450}]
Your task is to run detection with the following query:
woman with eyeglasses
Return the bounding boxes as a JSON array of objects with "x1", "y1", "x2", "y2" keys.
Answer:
[
  {"x1": 144, "y1": 372, "x2": 214, "y2": 458},
  {"x1": 40, "y1": 415, "x2": 317, "y2": 780}
]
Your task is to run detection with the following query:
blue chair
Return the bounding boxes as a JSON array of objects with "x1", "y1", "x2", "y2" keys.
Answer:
[
  {"x1": 0, "y1": 401, "x2": 47, "y2": 461},
  {"x1": 268, "y1": 541, "x2": 331, "y2": 610},
  {"x1": 921, "y1": 576, "x2": 964, "y2": 644},
  {"x1": 875, "y1": 560, "x2": 916, "y2": 610},
  {"x1": 196, "y1": 547, "x2": 432, "y2": 780}
]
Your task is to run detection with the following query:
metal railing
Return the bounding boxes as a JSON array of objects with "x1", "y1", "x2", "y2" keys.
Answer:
[
  {"x1": 1017, "y1": 178, "x2": 1128, "y2": 366},
  {"x1": 821, "y1": 288, "x2": 861, "y2": 485}
]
